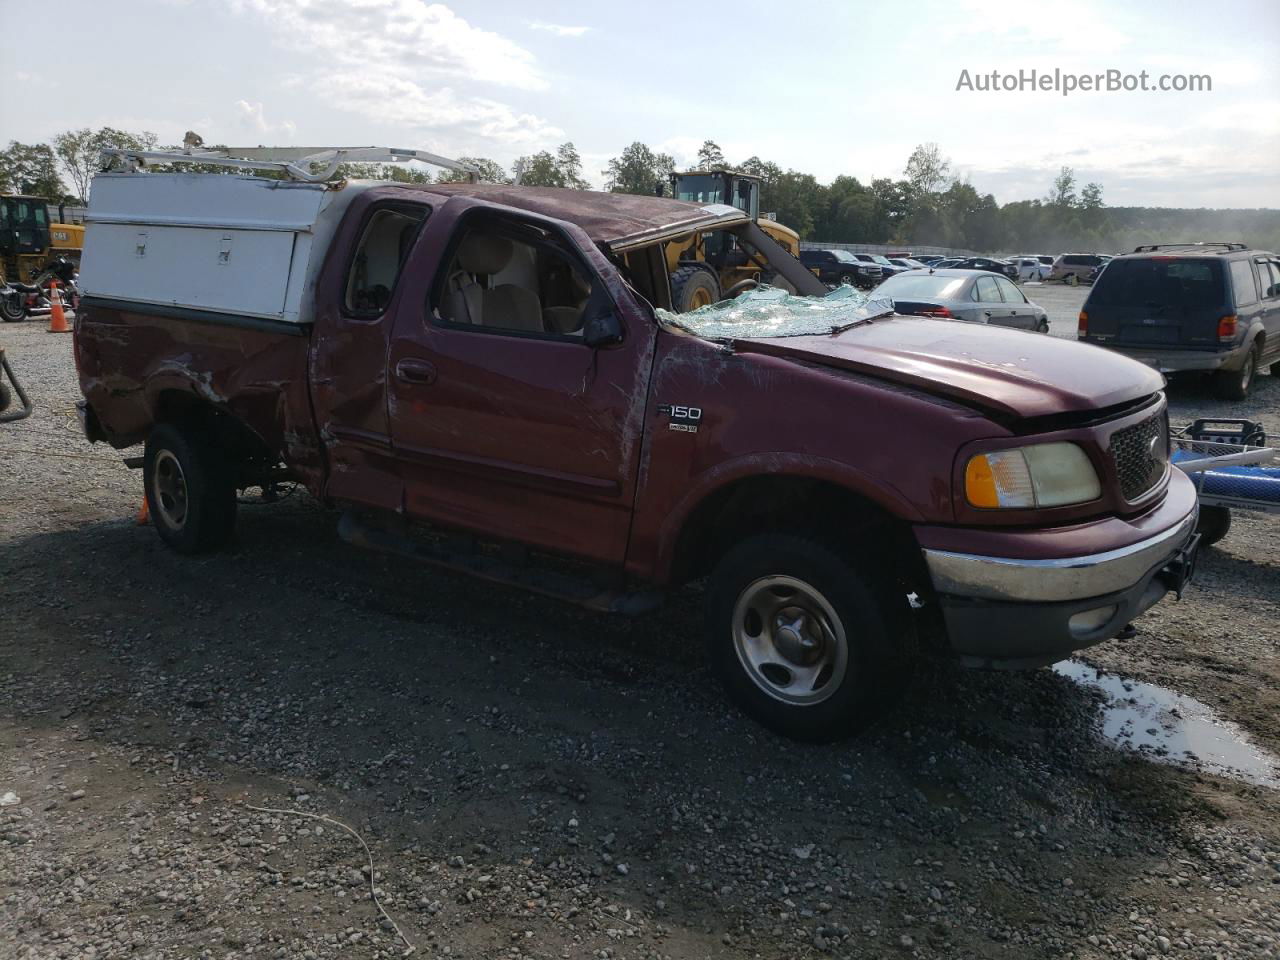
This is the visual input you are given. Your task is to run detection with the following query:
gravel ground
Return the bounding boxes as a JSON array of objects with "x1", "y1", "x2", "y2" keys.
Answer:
[{"x1": 2, "y1": 295, "x2": 1279, "y2": 960}]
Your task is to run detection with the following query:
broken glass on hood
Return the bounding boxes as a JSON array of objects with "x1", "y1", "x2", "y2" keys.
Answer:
[{"x1": 658, "y1": 284, "x2": 896, "y2": 340}]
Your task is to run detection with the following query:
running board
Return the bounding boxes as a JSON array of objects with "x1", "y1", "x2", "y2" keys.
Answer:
[{"x1": 337, "y1": 512, "x2": 663, "y2": 616}]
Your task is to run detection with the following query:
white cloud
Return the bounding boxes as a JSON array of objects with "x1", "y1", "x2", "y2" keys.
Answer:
[
  {"x1": 322, "y1": 70, "x2": 562, "y2": 146},
  {"x1": 237, "y1": 0, "x2": 545, "y2": 90},
  {"x1": 229, "y1": 1, "x2": 561, "y2": 153},
  {"x1": 235, "y1": 99, "x2": 297, "y2": 138},
  {"x1": 527, "y1": 20, "x2": 591, "y2": 38}
]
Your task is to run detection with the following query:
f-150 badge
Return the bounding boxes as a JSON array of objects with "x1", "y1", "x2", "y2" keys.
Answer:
[{"x1": 658, "y1": 403, "x2": 702, "y2": 433}]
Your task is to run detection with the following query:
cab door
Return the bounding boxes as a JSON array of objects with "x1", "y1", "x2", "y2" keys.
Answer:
[{"x1": 385, "y1": 205, "x2": 658, "y2": 565}]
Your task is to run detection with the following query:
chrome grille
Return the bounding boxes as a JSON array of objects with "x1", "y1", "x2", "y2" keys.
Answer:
[{"x1": 1110, "y1": 413, "x2": 1167, "y2": 501}]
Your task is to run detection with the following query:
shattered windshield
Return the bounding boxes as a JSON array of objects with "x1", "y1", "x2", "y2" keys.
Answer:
[{"x1": 658, "y1": 285, "x2": 895, "y2": 340}]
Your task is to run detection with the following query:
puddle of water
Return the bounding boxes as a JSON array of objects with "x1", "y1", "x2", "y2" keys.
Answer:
[{"x1": 1053, "y1": 660, "x2": 1280, "y2": 789}]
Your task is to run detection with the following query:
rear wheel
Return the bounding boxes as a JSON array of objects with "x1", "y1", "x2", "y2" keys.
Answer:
[
  {"x1": 144, "y1": 421, "x2": 237, "y2": 554},
  {"x1": 1213, "y1": 343, "x2": 1258, "y2": 401},
  {"x1": 670, "y1": 265, "x2": 721, "y2": 313},
  {"x1": 1196, "y1": 505, "x2": 1232, "y2": 547},
  {"x1": 706, "y1": 534, "x2": 906, "y2": 742}
]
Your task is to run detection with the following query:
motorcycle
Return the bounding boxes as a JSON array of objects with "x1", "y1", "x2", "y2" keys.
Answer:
[
  {"x1": 0, "y1": 279, "x2": 37, "y2": 323},
  {"x1": 1, "y1": 258, "x2": 81, "y2": 322}
]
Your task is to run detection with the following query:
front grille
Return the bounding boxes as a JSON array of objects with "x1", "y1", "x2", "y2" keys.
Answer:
[{"x1": 1110, "y1": 413, "x2": 1168, "y2": 501}]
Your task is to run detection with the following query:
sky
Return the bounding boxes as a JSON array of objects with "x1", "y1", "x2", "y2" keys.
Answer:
[{"x1": 1, "y1": 0, "x2": 1277, "y2": 208}]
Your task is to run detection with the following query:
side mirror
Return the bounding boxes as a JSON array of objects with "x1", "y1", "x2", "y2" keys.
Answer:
[{"x1": 583, "y1": 310, "x2": 624, "y2": 348}]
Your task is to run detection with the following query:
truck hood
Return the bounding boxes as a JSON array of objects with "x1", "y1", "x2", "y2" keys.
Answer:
[{"x1": 734, "y1": 315, "x2": 1164, "y2": 421}]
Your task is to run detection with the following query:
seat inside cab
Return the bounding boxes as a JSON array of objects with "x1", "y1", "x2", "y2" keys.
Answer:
[{"x1": 438, "y1": 227, "x2": 592, "y2": 337}]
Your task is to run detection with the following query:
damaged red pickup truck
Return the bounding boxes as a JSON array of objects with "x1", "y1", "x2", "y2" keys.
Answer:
[{"x1": 74, "y1": 151, "x2": 1199, "y2": 740}]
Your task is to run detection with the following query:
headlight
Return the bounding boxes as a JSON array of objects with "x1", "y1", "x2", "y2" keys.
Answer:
[{"x1": 964, "y1": 442, "x2": 1101, "y2": 509}]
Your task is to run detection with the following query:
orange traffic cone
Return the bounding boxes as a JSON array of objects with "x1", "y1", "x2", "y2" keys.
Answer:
[
  {"x1": 48, "y1": 281, "x2": 70, "y2": 333},
  {"x1": 136, "y1": 497, "x2": 150, "y2": 526}
]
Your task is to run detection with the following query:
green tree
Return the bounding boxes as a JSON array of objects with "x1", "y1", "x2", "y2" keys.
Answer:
[
  {"x1": 435, "y1": 157, "x2": 509, "y2": 184},
  {"x1": 555, "y1": 142, "x2": 589, "y2": 189},
  {"x1": 768, "y1": 171, "x2": 824, "y2": 237},
  {"x1": 815, "y1": 175, "x2": 875, "y2": 242},
  {"x1": 869, "y1": 178, "x2": 913, "y2": 242},
  {"x1": 903, "y1": 142, "x2": 951, "y2": 196},
  {"x1": 0, "y1": 141, "x2": 66, "y2": 199},
  {"x1": 695, "y1": 140, "x2": 725, "y2": 170},
  {"x1": 604, "y1": 142, "x2": 674, "y2": 195},
  {"x1": 1080, "y1": 182, "x2": 1104, "y2": 210},
  {"x1": 55, "y1": 127, "x2": 158, "y2": 203},
  {"x1": 512, "y1": 143, "x2": 588, "y2": 188},
  {"x1": 1048, "y1": 165, "x2": 1077, "y2": 208},
  {"x1": 513, "y1": 151, "x2": 562, "y2": 186}
]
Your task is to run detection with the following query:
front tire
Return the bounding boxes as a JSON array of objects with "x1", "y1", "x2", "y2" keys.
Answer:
[
  {"x1": 1196, "y1": 505, "x2": 1231, "y2": 547},
  {"x1": 706, "y1": 534, "x2": 905, "y2": 742},
  {"x1": 1213, "y1": 343, "x2": 1258, "y2": 401},
  {"x1": 143, "y1": 421, "x2": 237, "y2": 554},
  {"x1": 670, "y1": 265, "x2": 721, "y2": 313}
]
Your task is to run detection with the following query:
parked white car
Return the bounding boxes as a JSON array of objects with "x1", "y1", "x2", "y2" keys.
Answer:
[{"x1": 1014, "y1": 257, "x2": 1051, "y2": 281}]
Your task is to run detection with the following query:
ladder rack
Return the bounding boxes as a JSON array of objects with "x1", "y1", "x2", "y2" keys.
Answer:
[{"x1": 100, "y1": 146, "x2": 480, "y2": 183}]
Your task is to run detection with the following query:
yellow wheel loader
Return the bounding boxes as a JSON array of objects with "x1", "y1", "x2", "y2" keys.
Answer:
[
  {"x1": 665, "y1": 169, "x2": 803, "y2": 312},
  {"x1": 0, "y1": 194, "x2": 85, "y2": 286}
]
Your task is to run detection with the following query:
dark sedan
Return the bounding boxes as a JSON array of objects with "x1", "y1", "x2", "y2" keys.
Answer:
[{"x1": 951, "y1": 256, "x2": 1020, "y2": 280}]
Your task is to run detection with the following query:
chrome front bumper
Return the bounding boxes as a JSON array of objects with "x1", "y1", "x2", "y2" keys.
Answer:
[{"x1": 922, "y1": 509, "x2": 1198, "y2": 604}]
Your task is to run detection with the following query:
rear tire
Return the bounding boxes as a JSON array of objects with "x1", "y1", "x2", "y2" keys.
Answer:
[
  {"x1": 670, "y1": 265, "x2": 721, "y2": 313},
  {"x1": 144, "y1": 421, "x2": 237, "y2": 554},
  {"x1": 1213, "y1": 343, "x2": 1258, "y2": 401},
  {"x1": 706, "y1": 534, "x2": 906, "y2": 742},
  {"x1": 1196, "y1": 505, "x2": 1231, "y2": 547},
  {"x1": 1, "y1": 297, "x2": 25, "y2": 323},
  {"x1": 0, "y1": 380, "x2": 11, "y2": 414}
]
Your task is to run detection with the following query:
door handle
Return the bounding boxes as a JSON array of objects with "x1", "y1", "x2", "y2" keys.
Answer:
[{"x1": 395, "y1": 358, "x2": 437, "y2": 385}]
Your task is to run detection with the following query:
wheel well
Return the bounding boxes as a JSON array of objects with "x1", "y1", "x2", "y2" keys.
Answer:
[
  {"x1": 152, "y1": 390, "x2": 275, "y2": 483},
  {"x1": 669, "y1": 476, "x2": 922, "y2": 587}
]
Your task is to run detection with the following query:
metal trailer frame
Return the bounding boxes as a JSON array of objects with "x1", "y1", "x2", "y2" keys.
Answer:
[
  {"x1": 1172, "y1": 422, "x2": 1280, "y2": 516},
  {"x1": 99, "y1": 146, "x2": 481, "y2": 184}
]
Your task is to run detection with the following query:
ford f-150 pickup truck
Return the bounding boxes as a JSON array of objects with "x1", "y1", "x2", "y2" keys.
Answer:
[{"x1": 73, "y1": 146, "x2": 1200, "y2": 741}]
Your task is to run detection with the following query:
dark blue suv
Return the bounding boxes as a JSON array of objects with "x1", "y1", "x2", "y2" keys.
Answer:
[{"x1": 1079, "y1": 242, "x2": 1280, "y2": 399}]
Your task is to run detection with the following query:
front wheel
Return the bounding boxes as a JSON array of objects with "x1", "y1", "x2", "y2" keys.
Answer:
[
  {"x1": 706, "y1": 534, "x2": 905, "y2": 742},
  {"x1": 1196, "y1": 505, "x2": 1231, "y2": 547},
  {"x1": 144, "y1": 421, "x2": 237, "y2": 554},
  {"x1": 670, "y1": 265, "x2": 721, "y2": 313}
]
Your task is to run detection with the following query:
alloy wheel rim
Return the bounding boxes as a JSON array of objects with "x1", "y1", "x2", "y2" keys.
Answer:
[
  {"x1": 152, "y1": 450, "x2": 189, "y2": 529},
  {"x1": 731, "y1": 575, "x2": 849, "y2": 706}
]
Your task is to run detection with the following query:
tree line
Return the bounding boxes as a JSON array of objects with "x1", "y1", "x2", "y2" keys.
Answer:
[{"x1": 3, "y1": 129, "x2": 1277, "y2": 254}]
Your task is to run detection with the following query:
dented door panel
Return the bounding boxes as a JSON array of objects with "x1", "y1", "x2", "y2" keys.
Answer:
[{"x1": 383, "y1": 198, "x2": 658, "y2": 565}]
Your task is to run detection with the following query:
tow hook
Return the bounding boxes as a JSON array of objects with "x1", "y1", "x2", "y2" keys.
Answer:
[{"x1": 1158, "y1": 532, "x2": 1201, "y2": 600}]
